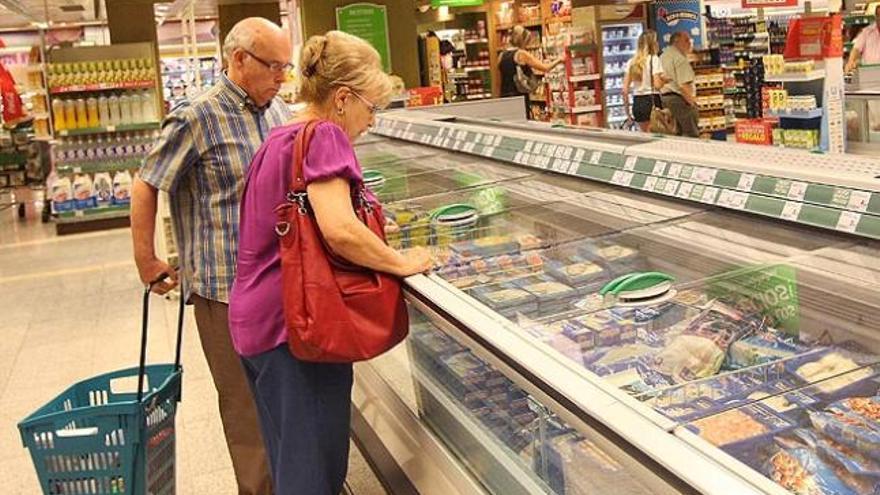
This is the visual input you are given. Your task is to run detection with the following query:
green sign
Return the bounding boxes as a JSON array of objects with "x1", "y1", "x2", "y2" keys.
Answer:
[
  {"x1": 431, "y1": 0, "x2": 485, "y2": 6},
  {"x1": 336, "y1": 3, "x2": 391, "y2": 73},
  {"x1": 706, "y1": 264, "x2": 801, "y2": 336}
]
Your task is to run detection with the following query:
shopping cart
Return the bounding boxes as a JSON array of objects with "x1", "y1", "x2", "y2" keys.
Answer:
[{"x1": 18, "y1": 276, "x2": 184, "y2": 495}]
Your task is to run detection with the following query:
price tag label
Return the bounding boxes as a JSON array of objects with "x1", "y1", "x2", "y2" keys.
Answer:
[
  {"x1": 680, "y1": 165, "x2": 695, "y2": 180},
  {"x1": 483, "y1": 135, "x2": 494, "y2": 145},
  {"x1": 624, "y1": 156, "x2": 638, "y2": 171},
  {"x1": 437, "y1": 127, "x2": 447, "y2": 138},
  {"x1": 534, "y1": 143, "x2": 545, "y2": 154},
  {"x1": 73, "y1": 166, "x2": 82, "y2": 174},
  {"x1": 677, "y1": 182, "x2": 695, "y2": 199},
  {"x1": 474, "y1": 133, "x2": 484, "y2": 144},
  {"x1": 781, "y1": 202, "x2": 803, "y2": 221},
  {"x1": 737, "y1": 173, "x2": 756, "y2": 191},
  {"x1": 465, "y1": 142, "x2": 476, "y2": 152},
  {"x1": 663, "y1": 180, "x2": 680, "y2": 195},
  {"x1": 836, "y1": 211, "x2": 862, "y2": 232},
  {"x1": 589, "y1": 151, "x2": 603, "y2": 165},
  {"x1": 730, "y1": 191, "x2": 749, "y2": 210},
  {"x1": 494, "y1": 135, "x2": 503, "y2": 146},
  {"x1": 564, "y1": 147, "x2": 574, "y2": 160},
  {"x1": 694, "y1": 167, "x2": 718, "y2": 184},
  {"x1": 552, "y1": 159, "x2": 564, "y2": 172},
  {"x1": 667, "y1": 163, "x2": 683, "y2": 178},
  {"x1": 514, "y1": 152, "x2": 523, "y2": 163},
  {"x1": 443, "y1": 138, "x2": 451, "y2": 148},
  {"x1": 567, "y1": 161, "x2": 580, "y2": 174},
  {"x1": 543, "y1": 156, "x2": 552, "y2": 168},
  {"x1": 847, "y1": 190, "x2": 871, "y2": 212},
  {"x1": 644, "y1": 176, "x2": 659, "y2": 192},
  {"x1": 702, "y1": 187, "x2": 720, "y2": 204},
  {"x1": 653, "y1": 161, "x2": 668, "y2": 175},
  {"x1": 572, "y1": 149, "x2": 585, "y2": 162},
  {"x1": 524, "y1": 141, "x2": 534, "y2": 153},
  {"x1": 787, "y1": 181, "x2": 808, "y2": 201}
]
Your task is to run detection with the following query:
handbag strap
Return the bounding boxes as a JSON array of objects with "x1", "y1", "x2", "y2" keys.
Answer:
[{"x1": 290, "y1": 119, "x2": 323, "y2": 193}]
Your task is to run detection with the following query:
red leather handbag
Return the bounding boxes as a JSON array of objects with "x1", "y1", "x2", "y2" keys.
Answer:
[{"x1": 274, "y1": 120, "x2": 409, "y2": 363}]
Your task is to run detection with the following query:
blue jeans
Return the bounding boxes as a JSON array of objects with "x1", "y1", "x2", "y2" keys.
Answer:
[{"x1": 241, "y1": 344, "x2": 353, "y2": 495}]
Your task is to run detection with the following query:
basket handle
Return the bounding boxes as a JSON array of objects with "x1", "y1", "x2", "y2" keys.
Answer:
[{"x1": 137, "y1": 272, "x2": 185, "y2": 403}]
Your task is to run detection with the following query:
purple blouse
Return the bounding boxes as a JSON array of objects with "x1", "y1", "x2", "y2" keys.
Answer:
[{"x1": 229, "y1": 121, "x2": 364, "y2": 357}]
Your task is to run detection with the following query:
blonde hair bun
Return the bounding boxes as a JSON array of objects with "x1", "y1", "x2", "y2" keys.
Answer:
[{"x1": 298, "y1": 31, "x2": 393, "y2": 106}]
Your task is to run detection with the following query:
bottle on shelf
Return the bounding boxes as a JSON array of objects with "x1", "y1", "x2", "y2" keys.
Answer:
[
  {"x1": 98, "y1": 96, "x2": 110, "y2": 127},
  {"x1": 119, "y1": 94, "x2": 133, "y2": 125},
  {"x1": 52, "y1": 98, "x2": 66, "y2": 132},
  {"x1": 108, "y1": 95, "x2": 121, "y2": 126},
  {"x1": 64, "y1": 100, "x2": 77, "y2": 130},
  {"x1": 75, "y1": 98, "x2": 89, "y2": 128},
  {"x1": 141, "y1": 91, "x2": 156, "y2": 122},
  {"x1": 86, "y1": 97, "x2": 100, "y2": 128}
]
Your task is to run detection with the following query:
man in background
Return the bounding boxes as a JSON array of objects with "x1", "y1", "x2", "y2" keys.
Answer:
[{"x1": 660, "y1": 31, "x2": 699, "y2": 137}]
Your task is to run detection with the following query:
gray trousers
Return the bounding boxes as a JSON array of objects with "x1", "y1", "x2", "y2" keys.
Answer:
[{"x1": 661, "y1": 93, "x2": 700, "y2": 138}]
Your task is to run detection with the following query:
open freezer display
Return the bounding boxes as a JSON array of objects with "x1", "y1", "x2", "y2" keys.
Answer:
[{"x1": 350, "y1": 117, "x2": 880, "y2": 495}]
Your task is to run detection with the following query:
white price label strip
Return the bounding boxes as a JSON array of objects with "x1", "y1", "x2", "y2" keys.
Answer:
[
  {"x1": 787, "y1": 181, "x2": 808, "y2": 201},
  {"x1": 663, "y1": 180, "x2": 680, "y2": 195},
  {"x1": 836, "y1": 211, "x2": 861, "y2": 233},
  {"x1": 667, "y1": 163, "x2": 683, "y2": 178},
  {"x1": 589, "y1": 151, "x2": 603, "y2": 165},
  {"x1": 737, "y1": 173, "x2": 756, "y2": 191},
  {"x1": 781, "y1": 202, "x2": 802, "y2": 221},
  {"x1": 624, "y1": 155, "x2": 638, "y2": 171},
  {"x1": 653, "y1": 161, "x2": 667, "y2": 175},
  {"x1": 702, "y1": 187, "x2": 719, "y2": 204},
  {"x1": 524, "y1": 141, "x2": 534, "y2": 153},
  {"x1": 574, "y1": 149, "x2": 586, "y2": 162},
  {"x1": 677, "y1": 183, "x2": 694, "y2": 199},
  {"x1": 567, "y1": 161, "x2": 580, "y2": 174},
  {"x1": 847, "y1": 190, "x2": 871, "y2": 212},
  {"x1": 644, "y1": 176, "x2": 658, "y2": 192}
]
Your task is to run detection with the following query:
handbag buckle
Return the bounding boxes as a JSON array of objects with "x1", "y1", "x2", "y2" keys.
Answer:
[
  {"x1": 275, "y1": 222, "x2": 291, "y2": 236},
  {"x1": 286, "y1": 191, "x2": 309, "y2": 214}
]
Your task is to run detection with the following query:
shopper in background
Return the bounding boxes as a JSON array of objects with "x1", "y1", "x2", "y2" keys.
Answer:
[
  {"x1": 131, "y1": 17, "x2": 292, "y2": 495},
  {"x1": 622, "y1": 30, "x2": 664, "y2": 132},
  {"x1": 660, "y1": 31, "x2": 700, "y2": 137},
  {"x1": 846, "y1": 3, "x2": 880, "y2": 73},
  {"x1": 499, "y1": 25, "x2": 562, "y2": 118},
  {"x1": 228, "y1": 30, "x2": 431, "y2": 494}
]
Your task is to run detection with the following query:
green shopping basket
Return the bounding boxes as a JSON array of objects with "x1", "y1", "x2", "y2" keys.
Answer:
[{"x1": 18, "y1": 276, "x2": 185, "y2": 495}]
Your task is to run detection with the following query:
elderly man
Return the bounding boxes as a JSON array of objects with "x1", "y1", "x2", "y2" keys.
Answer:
[
  {"x1": 660, "y1": 31, "x2": 700, "y2": 137},
  {"x1": 131, "y1": 17, "x2": 292, "y2": 494}
]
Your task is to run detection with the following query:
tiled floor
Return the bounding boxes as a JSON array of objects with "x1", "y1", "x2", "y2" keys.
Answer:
[{"x1": 0, "y1": 208, "x2": 388, "y2": 494}]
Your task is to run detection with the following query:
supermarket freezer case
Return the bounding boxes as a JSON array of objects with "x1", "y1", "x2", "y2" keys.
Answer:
[{"x1": 350, "y1": 107, "x2": 880, "y2": 495}]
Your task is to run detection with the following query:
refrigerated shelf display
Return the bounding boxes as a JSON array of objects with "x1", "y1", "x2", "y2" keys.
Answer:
[{"x1": 359, "y1": 110, "x2": 880, "y2": 495}]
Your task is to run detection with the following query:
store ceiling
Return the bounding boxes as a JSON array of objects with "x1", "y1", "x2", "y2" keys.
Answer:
[{"x1": 0, "y1": 0, "x2": 219, "y2": 30}]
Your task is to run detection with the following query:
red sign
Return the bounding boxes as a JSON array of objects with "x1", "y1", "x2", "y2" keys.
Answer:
[
  {"x1": 741, "y1": 0, "x2": 796, "y2": 8},
  {"x1": 735, "y1": 119, "x2": 774, "y2": 145},
  {"x1": 406, "y1": 87, "x2": 444, "y2": 108},
  {"x1": 784, "y1": 14, "x2": 843, "y2": 60}
]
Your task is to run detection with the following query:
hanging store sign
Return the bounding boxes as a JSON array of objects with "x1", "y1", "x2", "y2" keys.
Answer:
[
  {"x1": 336, "y1": 3, "x2": 392, "y2": 73},
  {"x1": 654, "y1": 0, "x2": 705, "y2": 49}
]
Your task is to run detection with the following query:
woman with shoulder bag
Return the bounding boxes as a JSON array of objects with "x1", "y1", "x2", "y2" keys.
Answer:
[
  {"x1": 622, "y1": 30, "x2": 664, "y2": 132},
  {"x1": 229, "y1": 31, "x2": 432, "y2": 495},
  {"x1": 499, "y1": 25, "x2": 562, "y2": 118}
]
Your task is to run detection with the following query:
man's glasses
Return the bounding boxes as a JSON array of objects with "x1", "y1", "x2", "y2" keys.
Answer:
[
  {"x1": 350, "y1": 90, "x2": 380, "y2": 115},
  {"x1": 242, "y1": 49, "x2": 293, "y2": 73}
]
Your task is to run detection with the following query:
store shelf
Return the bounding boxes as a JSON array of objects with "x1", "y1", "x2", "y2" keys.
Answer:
[
  {"x1": 56, "y1": 159, "x2": 143, "y2": 176},
  {"x1": 49, "y1": 80, "x2": 156, "y2": 95},
  {"x1": 569, "y1": 73, "x2": 601, "y2": 82},
  {"x1": 764, "y1": 69, "x2": 825, "y2": 82},
  {"x1": 768, "y1": 108, "x2": 823, "y2": 119},
  {"x1": 602, "y1": 51, "x2": 636, "y2": 57},
  {"x1": 559, "y1": 104, "x2": 602, "y2": 114},
  {"x1": 464, "y1": 39, "x2": 489, "y2": 45},
  {"x1": 56, "y1": 122, "x2": 160, "y2": 137},
  {"x1": 465, "y1": 93, "x2": 493, "y2": 100},
  {"x1": 464, "y1": 66, "x2": 491, "y2": 72}
]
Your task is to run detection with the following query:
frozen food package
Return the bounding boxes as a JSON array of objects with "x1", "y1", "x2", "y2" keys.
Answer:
[
  {"x1": 809, "y1": 396, "x2": 880, "y2": 462},
  {"x1": 653, "y1": 300, "x2": 764, "y2": 383},
  {"x1": 765, "y1": 440, "x2": 862, "y2": 495},
  {"x1": 727, "y1": 330, "x2": 810, "y2": 370},
  {"x1": 793, "y1": 429, "x2": 880, "y2": 480},
  {"x1": 689, "y1": 404, "x2": 795, "y2": 450},
  {"x1": 789, "y1": 351, "x2": 878, "y2": 397},
  {"x1": 544, "y1": 256, "x2": 607, "y2": 287}
]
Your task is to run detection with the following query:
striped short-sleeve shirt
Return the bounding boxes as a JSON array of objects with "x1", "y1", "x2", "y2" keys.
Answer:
[{"x1": 140, "y1": 73, "x2": 292, "y2": 303}]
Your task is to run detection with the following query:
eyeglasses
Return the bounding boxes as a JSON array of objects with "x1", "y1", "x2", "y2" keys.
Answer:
[
  {"x1": 350, "y1": 90, "x2": 380, "y2": 115},
  {"x1": 242, "y1": 49, "x2": 293, "y2": 73}
]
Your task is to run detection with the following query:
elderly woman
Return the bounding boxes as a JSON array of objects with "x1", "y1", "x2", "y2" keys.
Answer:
[{"x1": 229, "y1": 31, "x2": 431, "y2": 494}]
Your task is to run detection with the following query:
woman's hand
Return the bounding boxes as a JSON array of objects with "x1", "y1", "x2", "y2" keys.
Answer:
[{"x1": 394, "y1": 246, "x2": 433, "y2": 277}]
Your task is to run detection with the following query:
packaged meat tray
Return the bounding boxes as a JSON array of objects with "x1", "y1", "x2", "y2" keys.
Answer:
[
  {"x1": 544, "y1": 256, "x2": 608, "y2": 288},
  {"x1": 765, "y1": 438, "x2": 867, "y2": 495},
  {"x1": 513, "y1": 274, "x2": 582, "y2": 313},
  {"x1": 437, "y1": 252, "x2": 545, "y2": 290},
  {"x1": 469, "y1": 284, "x2": 539, "y2": 316},
  {"x1": 809, "y1": 396, "x2": 880, "y2": 463},
  {"x1": 688, "y1": 403, "x2": 798, "y2": 459},
  {"x1": 785, "y1": 349, "x2": 880, "y2": 401}
]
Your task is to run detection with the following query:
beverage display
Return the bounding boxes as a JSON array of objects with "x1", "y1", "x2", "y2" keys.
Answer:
[{"x1": 46, "y1": 57, "x2": 155, "y2": 90}]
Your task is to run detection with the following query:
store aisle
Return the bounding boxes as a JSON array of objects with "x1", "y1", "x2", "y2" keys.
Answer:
[{"x1": 0, "y1": 213, "x2": 388, "y2": 495}]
